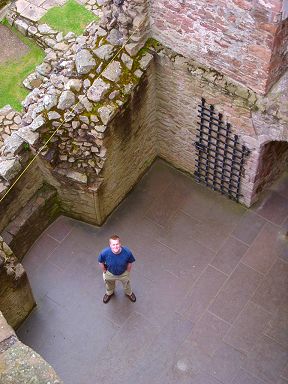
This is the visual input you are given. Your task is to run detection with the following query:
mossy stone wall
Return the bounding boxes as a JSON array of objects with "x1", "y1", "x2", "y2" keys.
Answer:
[{"x1": 0, "y1": 0, "x2": 9, "y2": 10}]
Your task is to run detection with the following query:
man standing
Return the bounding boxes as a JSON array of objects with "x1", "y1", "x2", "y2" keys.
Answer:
[{"x1": 98, "y1": 235, "x2": 136, "y2": 304}]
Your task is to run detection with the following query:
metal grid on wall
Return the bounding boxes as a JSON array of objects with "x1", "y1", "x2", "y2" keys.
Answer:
[{"x1": 194, "y1": 98, "x2": 250, "y2": 202}]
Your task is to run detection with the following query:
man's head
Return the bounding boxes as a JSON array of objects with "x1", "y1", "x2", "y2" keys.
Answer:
[{"x1": 109, "y1": 235, "x2": 121, "y2": 254}]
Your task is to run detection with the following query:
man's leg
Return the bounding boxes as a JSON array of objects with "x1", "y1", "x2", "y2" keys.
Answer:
[
  {"x1": 104, "y1": 271, "x2": 116, "y2": 295},
  {"x1": 119, "y1": 271, "x2": 133, "y2": 296}
]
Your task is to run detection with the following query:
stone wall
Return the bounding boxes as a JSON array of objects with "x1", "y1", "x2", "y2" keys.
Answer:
[
  {"x1": 100, "y1": 0, "x2": 150, "y2": 55},
  {"x1": 99, "y1": 62, "x2": 157, "y2": 219},
  {"x1": 253, "y1": 140, "x2": 288, "y2": 196},
  {"x1": 155, "y1": 46, "x2": 255, "y2": 206},
  {"x1": 0, "y1": 159, "x2": 44, "y2": 232},
  {"x1": 0, "y1": 157, "x2": 44, "y2": 226},
  {"x1": 0, "y1": 237, "x2": 35, "y2": 329},
  {"x1": 150, "y1": 0, "x2": 284, "y2": 94},
  {"x1": 0, "y1": 0, "x2": 9, "y2": 11},
  {"x1": 0, "y1": 311, "x2": 63, "y2": 383},
  {"x1": 1, "y1": 183, "x2": 60, "y2": 261},
  {"x1": 0, "y1": 2, "x2": 156, "y2": 227},
  {"x1": 267, "y1": 18, "x2": 288, "y2": 93},
  {"x1": 154, "y1": 43, "x2": 288, "y2": 206}
]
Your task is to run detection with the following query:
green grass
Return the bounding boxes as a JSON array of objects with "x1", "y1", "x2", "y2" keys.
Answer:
[
  {"x1": 39, "y1": 0, "x2": 98, "y2": 36},
  {"x1": 0, "y1": 20, "x2": 45, "y2": 111}
]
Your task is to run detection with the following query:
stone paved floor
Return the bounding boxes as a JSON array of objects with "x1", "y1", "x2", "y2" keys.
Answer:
[{"x1": 17, "y1": 160, "x2": 288, "y2": 384}]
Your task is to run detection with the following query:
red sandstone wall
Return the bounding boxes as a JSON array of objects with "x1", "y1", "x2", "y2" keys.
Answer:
[
  {"x1": 253, "y1": 140, "x2": 288, "y2": 196},
  {"x1": 266, "y1": 18, "x2": 288, "y2": 92},
  {"x1": 150, "y1": 0, "x2": 283, "y2": 95}
]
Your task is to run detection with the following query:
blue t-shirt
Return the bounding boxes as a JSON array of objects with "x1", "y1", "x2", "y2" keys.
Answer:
[{"x1": 98, "y1": 246, "x2": 135, "y2": 275}]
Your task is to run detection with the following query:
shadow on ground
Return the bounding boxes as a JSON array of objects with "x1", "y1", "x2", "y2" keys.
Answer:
[{"x1": 17, "y1": 159, "x2": 288, "y2": 384}]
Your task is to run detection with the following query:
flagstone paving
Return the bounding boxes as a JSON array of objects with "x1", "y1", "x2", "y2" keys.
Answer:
[
  {"x1": 17, "y1": 159, "x2": 288, "y2": 384},
  {"x1": 14, "y1": 0, "x2": 91, "y2": 21}
]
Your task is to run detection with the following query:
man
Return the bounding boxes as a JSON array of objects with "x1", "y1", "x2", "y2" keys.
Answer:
[{"x1": 98, "y1": 235, "x2": 136, "y2": 304}]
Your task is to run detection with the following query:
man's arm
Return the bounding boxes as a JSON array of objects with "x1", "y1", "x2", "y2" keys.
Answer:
[
  {"x1": 127, "y1": 263, "x2": 132, "y2": 272},
  {"x1": 99, "y1": 262, "x2": 107, "y2": 272}
]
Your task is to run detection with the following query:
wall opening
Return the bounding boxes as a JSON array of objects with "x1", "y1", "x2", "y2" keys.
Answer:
[{"x1": 255, "y1": 140, "x2": 288, "y2": 196}]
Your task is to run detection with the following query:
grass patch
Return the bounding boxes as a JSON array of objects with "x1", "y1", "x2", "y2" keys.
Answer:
[
  {"x1": 39, "y1": 0, "x2": 98, "y2": 36},
  {"x1": 0, "y1": 20, "x2": 45, "y2": 111}
]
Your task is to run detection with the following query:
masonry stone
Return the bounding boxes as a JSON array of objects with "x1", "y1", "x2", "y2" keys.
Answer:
[
  {"x1": 38, "y1": 23, "x2": 56, "y2": 35},
  {"x1": 65, "y1": 78, "x2": 83, "y2": 92},
  {"x1": 36, "y1": 62, "x2": 52, "y2": 76},
  {"x1": 102, "y1": 60, "x2": 122, "y2": 81},
  {"x1": 2, "y1": 134, "x2": 24, "y2": 156},
  {"x1": 57, "y1": 90, "x2": 76, "y2": 110},
  {"x1": 48, "y1": 111, "x2": 61, "y2": 120},
  {"x1": 121, "y1": 52, "x2": 133, "y2": 69},
  {"x1": 98, "y1": 105, "x2": 116, "y2": 125},
  {"x1": 43, "y1": 93, "x2": 58, "y2": 110},
  {"x1": 87, "y1": 78, "x2": 110, "y2": 102},
  {"x1": 16, "y1": 127, "x2": 39, "y2": 146},
  {"x1": 75, "y1": 49, "x2": 97, "y2": 74},
  {"x1": 28, "y1": 115, "x2": 46, "y2": 131},
  {"x1": 0, "y1": 159, "x2": 21, "y2": 182},
  {"x1": 14, "y1": 18, "x2": 28, "y2": 35},
  {"x1": 93, "y1": 44, "x2": 115, "y2": 60},
  {"x1": 139, "y1": 53, "x2": 154, "y2": 70}
]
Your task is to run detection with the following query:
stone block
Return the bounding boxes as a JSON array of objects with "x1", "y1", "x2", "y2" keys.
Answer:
[
  {"x1": 0, "y1": 159, "x2": 21, "y2": 182},
  {"x1": 102, "y1": 61, "x2": 122, "y2": 82},
  {"x1": 87, "y1": 78, "x2": 110, "y2": 102},
  {"x1": 2, "y1": 134, "x2": 25, "y2": 156},
  {"x1": 98, "y1": 105, "x2": 117, "y2": 125},
  {"x1": 14, "y1": 18, "x2": 28, "y2": 35},
  {"x1": 16, "y1": 127, "x2": 39, "y2": 146},
  {"x1": 75, "y1": 49, "x2": 96, "y2": 75},
  {"x1": 57, "y1": 90, "x2": 76, "y2": 110}
]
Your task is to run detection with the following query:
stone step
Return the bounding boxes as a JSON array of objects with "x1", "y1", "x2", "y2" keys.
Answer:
[{"x1": 1, "y1": 184, "x2": 60, "y2": 261}]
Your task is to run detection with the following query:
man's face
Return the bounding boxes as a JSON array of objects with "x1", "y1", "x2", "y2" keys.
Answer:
[{"x1": 109, "y1": 239, "x2": 121, "y2": 254}]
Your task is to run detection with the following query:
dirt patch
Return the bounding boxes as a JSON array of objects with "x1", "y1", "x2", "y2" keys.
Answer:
[{"x1": 0, "y1": 24, "x2": 30, "y2": 65}]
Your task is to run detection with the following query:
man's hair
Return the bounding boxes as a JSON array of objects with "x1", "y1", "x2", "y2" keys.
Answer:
[{"x1": 109, "y1": 234, "x2": 120, "y2": 241}]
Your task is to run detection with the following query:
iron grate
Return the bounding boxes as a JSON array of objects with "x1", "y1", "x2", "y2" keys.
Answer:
[{"x1": 194, "y1": 98, "x2": 250, "y2": 202}]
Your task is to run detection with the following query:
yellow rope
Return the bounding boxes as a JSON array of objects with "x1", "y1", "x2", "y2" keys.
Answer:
[{"x1": 0, "y1": 24, "x2": 139, "y2": 203}]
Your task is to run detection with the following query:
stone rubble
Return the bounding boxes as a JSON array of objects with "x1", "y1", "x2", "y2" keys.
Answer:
[{"x1": 0, "y1": 0, "x2": 154, "y2": 196}]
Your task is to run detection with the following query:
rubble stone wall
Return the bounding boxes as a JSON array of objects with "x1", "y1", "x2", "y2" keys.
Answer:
[
  {"x1": 100, "y1": 0, "x2": 150, "y2": 55},
  {"x1": 100, "y1": 64, "x2": 157, "y2": 219},
  {"x1": 36, "y1": 156, "x2": 103, "y2": 224},
  {"x1": 1, "y1": 183, "x2": 60, "y2": 261},
  {"x1": 0, "y1": 237, "x2": 35, "y2": 329},
  {"x1": 0, "y1": 0, "x2": 9, "y2": 11},
  {"x1": 150, "y1": 0, "x2": 284, "y2": 94},
  {"x1": 0, "y1": 160, "x2": 44, "y2": 235}
]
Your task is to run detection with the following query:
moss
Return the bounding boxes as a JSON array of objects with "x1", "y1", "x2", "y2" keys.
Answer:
[{"x1": 0, "y1": 0, "x2": 9, "y2": 9}]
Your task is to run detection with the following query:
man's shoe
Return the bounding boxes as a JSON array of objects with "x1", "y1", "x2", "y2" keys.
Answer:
[
  {"x1": 126, "y1": 292, "x2": 136, "y2": 302},
  {"x1": 103, "y1": 293, "x2": 114, "y2": 304}
]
